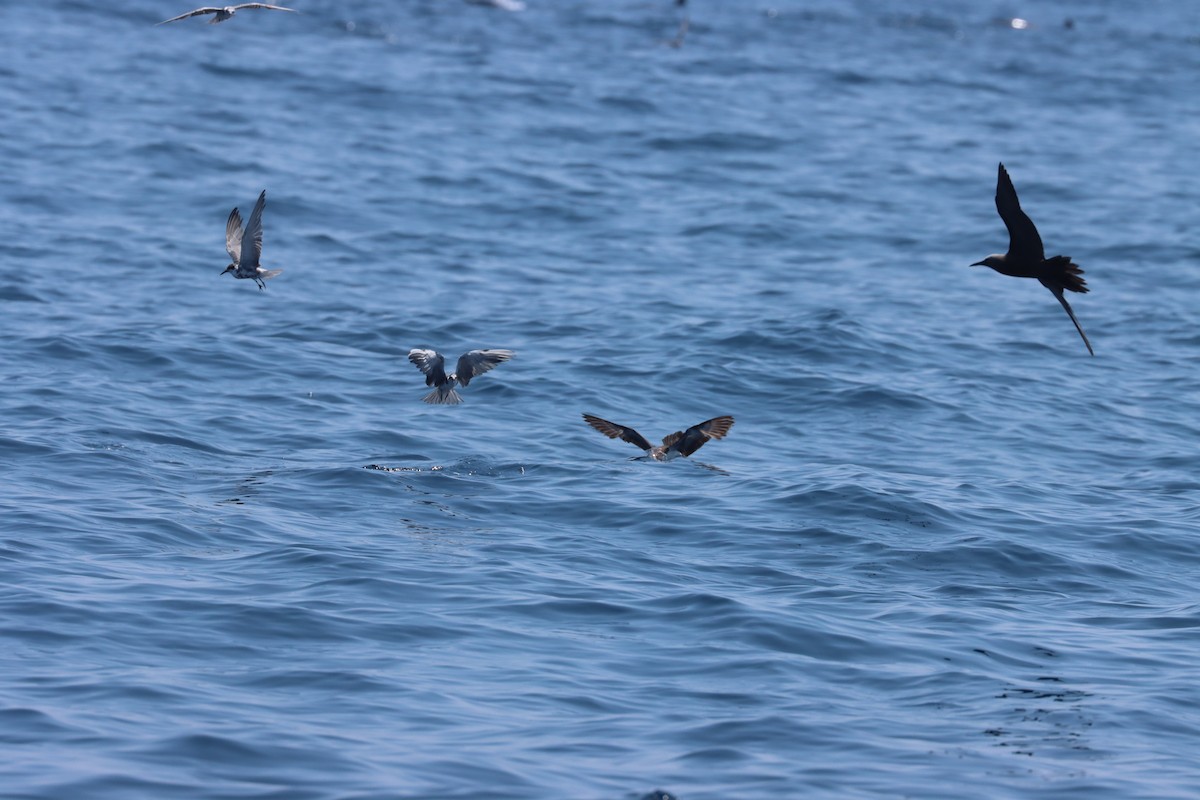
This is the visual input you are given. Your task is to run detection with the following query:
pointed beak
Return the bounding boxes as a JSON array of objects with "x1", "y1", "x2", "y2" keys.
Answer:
[{"x1": 969, "y1": 260, "x2": 985, "y2": 267}]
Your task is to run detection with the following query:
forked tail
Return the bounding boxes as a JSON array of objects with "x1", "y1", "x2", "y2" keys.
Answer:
[
  {"x1": 422, "y1": 386, "x2": 462, "y2": 405},
  {"x1": 1044, "y1": 255, "x2": 1088, "y2": 294},
  {"x1": 1053, "y1": 290, "x2": 1095, "y2": 357}
]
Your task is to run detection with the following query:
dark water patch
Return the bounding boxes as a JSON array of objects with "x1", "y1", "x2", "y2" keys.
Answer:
[
  {"x1": 0, "y1": 707, "x2": 81, "y2": 744},
  {"x1": 0, "y1": 284, "x2": 45, "y2": 303}
]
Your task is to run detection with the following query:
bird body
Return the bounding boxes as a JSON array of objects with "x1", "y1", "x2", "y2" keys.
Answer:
[
  {"x1": 158, "y1": 4, "x2": 296, "y2": 25},
  {"x1": 221, "y1": 190, "x2": 282, "y2": 290},
  {"x1": 972, "y1": 163, "x2": 1093, "y2": 355},
  {"x1": 582, "y1": 414, "x2": 734, "y2": 461},
  {"x1": 408, "y1": 349, "x2": 515, "y2": 405}
]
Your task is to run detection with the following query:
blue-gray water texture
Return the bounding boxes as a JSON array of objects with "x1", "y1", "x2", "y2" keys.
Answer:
[{"x1": 2, "y1": 1, "x2": 1198, "y2": 798}]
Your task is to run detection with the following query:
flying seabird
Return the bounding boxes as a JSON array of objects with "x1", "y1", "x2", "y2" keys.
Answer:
[
  {"x1": 582, "y1": 414, "x2": 734, "y2": 461},
  {"x1": 971, "y1": 163, "x2": 1094, "y2": 356},
  {"x1": 221, "y1": 190, "x2": 283, "y2": 290},
  {"x1": 158, "y1": 4, "x2": 296, "y2": 25},
  {"x1": 463, "y1": 0, "x2": 527, "y2": 11},
  {"x1": 408, "y1": 349, "x2": 515, "y2": 404}
]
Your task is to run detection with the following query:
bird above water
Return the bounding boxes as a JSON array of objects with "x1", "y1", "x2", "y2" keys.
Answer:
[
  {"x1": 158, "y1": 4, "x2": 296, "y2": 25},
  {"x1": 221, "y1": 190, "x2": 283, "y2": 290},
  {"x1": 408, "y1": 349, "x2": 515, "y2": 405},
  {"x1": 582, "y1": 414, "x2": 734, "y2": 461},
  {"x1": 971, "y1": 163, "x2": 1094, "y2": 356},
  {"x1": 463, "y1": 0, "x2": 527, "y2": 11}
]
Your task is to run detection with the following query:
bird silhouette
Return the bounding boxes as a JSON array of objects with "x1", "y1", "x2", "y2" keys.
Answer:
[
  {"x1": 582, "y1": 414, "x2": 734, "y2": 461},
  {"x1": 971, "y1": 163, "x2": 1094, "y2": 356}
]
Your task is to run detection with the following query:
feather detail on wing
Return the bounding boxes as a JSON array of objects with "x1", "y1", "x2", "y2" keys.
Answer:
[
  {"x1": 240, "y1": 190, "x2": 266, "y2": 268},
  {"x1": 408, "y1": 349, "x2": 448, "y2": 387},
  {"x1": 225, "y1": 207, "x2": 244, "y2": 262},
  {"x1": 158, "y1": 7, "x2": 223, "y2": 24},
  {"x1": 455, "y1": 349, "x2": 514, "y2": 386},
  {"x1": 667, "y1": 416, "x2": 735, "y2": 457},
  {"x1": 582, "y1": 414, "x2": 654, "y2": 451}
]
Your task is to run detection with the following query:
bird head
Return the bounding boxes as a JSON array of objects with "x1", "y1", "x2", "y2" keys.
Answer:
[
  {"x1": 221, "y1": 264, "x2": 236, "y2": 275},
  {"x1": 971, "y1": 254, "x2": 1005, "y2": 269}
]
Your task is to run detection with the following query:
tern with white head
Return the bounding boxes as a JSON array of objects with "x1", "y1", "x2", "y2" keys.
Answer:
[
  {"x1": 408, "y1": 349, "x2": 515, "y2": 405},
  {"x1": 158, "y1": 4, "x2": 296, "y2": 25},
  {"x1": 221, "y1": 190, "x2": 283, "y2": 290}
]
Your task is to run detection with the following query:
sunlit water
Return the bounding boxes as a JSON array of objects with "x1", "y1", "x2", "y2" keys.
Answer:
[{"x1": 1, "y1": 1, "x2": 1198, "y2": 798}]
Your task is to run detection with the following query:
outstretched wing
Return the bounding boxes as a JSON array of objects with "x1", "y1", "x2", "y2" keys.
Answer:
[
  {"x1": 455, "y1": 349, "x2": 514, "y2": 387},
  {"x1": 157, "y1": 7, "x2": 222, "y2": 24},
  {"x1": 664, "y1": 415, "x2": 735, "y2": 457},
  {"x1": 225, "y1": 207, "x2": 244, "y2": 262},
  {"x1": 239, "y1": 190, "x2": 266, "y2": 268},
  {"x1": 233, "y1": 3, "x2": 298, "y2": 11},
  {"x1": 996, "y1": 163, "x2": 1044, "y2": 264},
  {"x1": 408, "y1": 349, "x2": 448, "y2": 387},
  {"x1": 582, "y1": 414, "x2": 653, "y2": 452}
]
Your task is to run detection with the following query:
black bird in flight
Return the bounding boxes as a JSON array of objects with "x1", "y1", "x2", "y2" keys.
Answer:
[
  {"x1": 582, "y1": 414, "x2": 734, "y2": 461},
  {"x1": 971, "y1": 163, "x2": 1094, "y2": 356}
]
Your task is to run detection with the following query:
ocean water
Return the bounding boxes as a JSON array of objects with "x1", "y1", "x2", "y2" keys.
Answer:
[{"x1": 1, "y1": 0, "x2": 1199, "y2": 798}]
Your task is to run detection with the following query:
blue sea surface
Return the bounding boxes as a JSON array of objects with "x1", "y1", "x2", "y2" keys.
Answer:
[{"x1": 2, "y1": 1, "x2": 1199, "y2": 798}]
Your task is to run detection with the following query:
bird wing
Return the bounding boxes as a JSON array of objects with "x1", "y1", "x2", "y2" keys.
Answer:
[
  {"x1": 233, "y1": 3, "x2": 298, "y2": 11},
  {"x1": 157, "y1": 7, "x2": 223, "y2": 24},
  {"x1": 455, "y1": 349, "x2": 514, "y2": 387},
  {"x1": 582, "y1": 414, "x2": 654, "y2": 452},
  {"x1": 408, "y1": 349, "x2": 448, "y2": 387},
  {"x1": 224, "y1": 206, "x2": 244, "y2": 262},
  {"x1": 995, "y1": 163, "x2": 1044, "y2": 264},
  {"x1": 240, "y1": 190, "x2": 266, "y2": 268},
  {"x1": 664, "y1": 416, "x2": 735, "y2": 457}
]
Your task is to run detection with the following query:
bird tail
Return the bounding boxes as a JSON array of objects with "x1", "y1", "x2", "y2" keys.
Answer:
[
  {"x1": 1052, "y1": 290, "x2": 1095, "y2": 357},
  {"x1": 1044, "y1": 255, "x2": 1088, "y2": 294},
  {"x1": 422, "y1": 386, "x2": 462, "y2": 405},
  {"x1": 259, "y1": 269, "x2": 283, "y2": 281}
]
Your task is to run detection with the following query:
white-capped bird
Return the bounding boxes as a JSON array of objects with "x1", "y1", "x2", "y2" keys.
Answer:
[
  {"x1": 221, "y1": 190, "x2": 283, "y2": 290},
  {"x1": 582, "y1": 414, "x2": 734, "y2": 461},
  {"x1": 158, "y1": 4, "x2": 296, "y2": 25},
  {"x1": 463, "y1": 0, "x2": 527, "y2": 11},
  {"x1": 407, "y1": 349, "x2": 515, "y2": 405}
]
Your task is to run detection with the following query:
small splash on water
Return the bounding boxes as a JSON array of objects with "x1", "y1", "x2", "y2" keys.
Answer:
[{"x1": 364, "y1": 460, "x2": 527, "y2": 477}]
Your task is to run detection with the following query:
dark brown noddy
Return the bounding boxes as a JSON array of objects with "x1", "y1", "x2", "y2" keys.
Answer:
[
  {"x1": 582, "y1": 414, "x2": 734, "y2": 461},
  {"x1": 408, "y1": 349, "x2": 514, "y2": 405},
  {"x1": 971, "y1": 163, "x2": 1094, "y2": 356}
]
